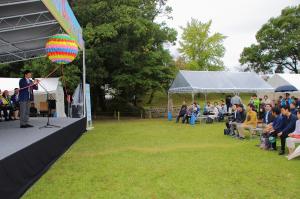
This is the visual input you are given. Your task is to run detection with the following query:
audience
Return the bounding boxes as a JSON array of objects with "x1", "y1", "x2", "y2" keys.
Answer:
[
  {"x1": 225, "y1": 95, "x2": 232, "y2": 112},
  {"x1": 176, "y1": 93, "x2": 300, "y2": 159},
  {"x1": 231, "y1": 94, "x2": 242, "y2": 106},
  {"x1": 0, "y1": 90, "x2": 13, "y2": 121},
  {"x1": 0, "y1": 88, "x2": 22, "y2": 121},
  {"x1": 218, "y1": 101, "x2": 227, "y2": 121},
  {"x1": 262, "y1": 95, "x2": 271, "y2": 105},
  {"x1": 290, "y1": 102, "x2": 297, "y2": 115},
  {"x1": 261, "y1": 104, "x2": 274, "y2": 127},
  {"x1": 277, "y1": 106, "x2": 298, "y2": 155},
  {"x1": 286, "y1": 110, "x2": 300, "y2": 156},
  {"x1": 182, "y1": 102, "x2": 200, "y2": 124},
  {"x1": 281, "y1": 93, "x2": 292, "y2": 108},
  {"x1": 260, "y1": 107, "x2": 284, "y2": 150},
  {"x1": 176, "y1": 101, "x2": 187, "y2": 123},
  {"x1": 11, "y1": 88, "x2": 20, "y2": 120},
  {"x1": 236, "y1": 104, "x2": 258, "y2": 140},
  {"x1": 226, "y1": 104, "x2": 246, "y2": 136}
]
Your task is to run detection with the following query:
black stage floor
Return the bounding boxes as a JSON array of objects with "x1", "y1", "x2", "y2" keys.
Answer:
[
  {"x1": 0, "y1": 117, "x2": 82, "y2": 160},
  {"x1": 0, "y1": 117, "x2": 86, "y2": 199}
]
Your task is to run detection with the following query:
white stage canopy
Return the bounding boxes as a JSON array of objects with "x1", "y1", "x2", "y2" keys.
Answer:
[
  {"x1": 0, "y1": 77, "x2": 66, "y2": 117},
  {"x1": 169, "y1": 71, "x2": 274, "y2": 94},
  {"x1": 268, "y1": 74, "x2": 300, "y2": 91}
]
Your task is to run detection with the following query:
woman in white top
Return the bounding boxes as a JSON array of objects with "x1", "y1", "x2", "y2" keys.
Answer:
[{"x1": 286, "y1": 110, "x2": 300, "y2": 155}]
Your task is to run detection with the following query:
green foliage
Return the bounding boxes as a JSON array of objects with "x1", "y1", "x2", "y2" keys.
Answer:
[
  {"x1": 23, "y1": 120, "x2": 300, "y2": 198},
  {"x1": 73, "y1": 0, "x2": 177, "y2": 108},
  {"x1": 179, "y1": 19, "x2": 226, "y2": 71},
  {"x1": 240, "y1": 5, "x2": 300, "y2": 74}
]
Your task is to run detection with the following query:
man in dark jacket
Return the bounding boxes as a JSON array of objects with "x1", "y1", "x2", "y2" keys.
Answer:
[
  {"x1": 277, "y1": 106, "x2": 297, "y2": 155},
  {"x1": 262, "y1": 104, "x2": 274, "y2": 126},
  {"x1": 229, "y1": 104, "x2": 246, "y2": 136},
  {"x1": 19, "y1": 70, "x2": 39, "y2": 128}
]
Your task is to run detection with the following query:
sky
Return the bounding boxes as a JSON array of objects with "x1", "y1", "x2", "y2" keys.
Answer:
[{"x1": 161, "y1": 0, "x2": 300, "y2": 71}]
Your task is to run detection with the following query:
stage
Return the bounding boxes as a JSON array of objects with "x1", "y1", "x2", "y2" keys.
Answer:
[{"x1": 0, "y1": 117, "x2": 86, "y2": 199}]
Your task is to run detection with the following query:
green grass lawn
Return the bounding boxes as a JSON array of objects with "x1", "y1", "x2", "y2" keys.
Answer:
[{"x1": 23, "y1": 120, "x2": 300, "y2": 199}]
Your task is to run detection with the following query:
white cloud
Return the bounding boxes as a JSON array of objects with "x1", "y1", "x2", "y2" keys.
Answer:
[{"x1": 162, "y1": 0, "x2": 300, "y2": 70}]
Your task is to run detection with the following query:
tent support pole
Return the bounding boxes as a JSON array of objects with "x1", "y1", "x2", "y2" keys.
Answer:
[
  {"x1": 167, "y1": 92, "x2": 170, "y2": 112},
  {"x1": 192, "y1": 92, "x2": 195, "y2": 103},
  {"x1": 83, "y1": 43, "x2": 87, "y2": 128}
]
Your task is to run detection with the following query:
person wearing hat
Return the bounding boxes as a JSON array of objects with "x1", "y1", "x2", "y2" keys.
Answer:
[{"x1": 19, "y1": 70, "x2": 39, "y2": 128}]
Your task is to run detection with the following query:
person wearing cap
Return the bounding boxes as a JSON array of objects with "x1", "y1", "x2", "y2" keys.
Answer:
[{"x1": 19, "y1": 70, "x2": 39, "y2": 128}]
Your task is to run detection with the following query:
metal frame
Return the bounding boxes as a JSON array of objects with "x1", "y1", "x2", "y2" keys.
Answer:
[{"x1": 0, "y1": 11, "x2": 57, "y2": 33}]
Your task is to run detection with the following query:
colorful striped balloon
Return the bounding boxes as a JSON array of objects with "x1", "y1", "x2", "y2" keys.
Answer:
[{"x1": 45, "y1": 34, "x2": 78, "y2": 64}]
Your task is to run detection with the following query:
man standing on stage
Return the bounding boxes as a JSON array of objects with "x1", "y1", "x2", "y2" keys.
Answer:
[{"x1": 19, "y1": 70, "x2": 39, "y2": 128}]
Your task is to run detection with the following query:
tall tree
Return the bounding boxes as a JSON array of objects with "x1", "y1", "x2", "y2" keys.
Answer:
[
  {"x1": 240, "y1": 5, "x2": 300, "y2": 74},
  {"x1": 73, "y1": 0, "x2": 177, "y2": 108},
  {"x1": 179, "y1": 19, "x2": 226, "y2": 71}
]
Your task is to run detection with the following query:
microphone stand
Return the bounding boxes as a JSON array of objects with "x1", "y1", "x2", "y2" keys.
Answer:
[{"x1": 37, "y1": 80, "x2": 60, "y2": 129}]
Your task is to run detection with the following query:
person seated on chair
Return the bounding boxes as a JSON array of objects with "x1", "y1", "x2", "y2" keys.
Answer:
[
  {"x1": 193, "y1": 102, "x2": 200, "y2": 116},
  {"x1": 236, "y1": 104, "x2": 258, "y2": 140},
  {"x1": 229, "y1": 104, "x2": 246, "y2": 136},
  {"x1": 277, "y1": 106, "x2": 297, "y2": 155},
  {"x1": 204, "y1": 102, "x2": 213, "y2": 115},
  {"x1": 259, "y1": 104, "x2": 274, "y2": 128},
  {"x1": 183, "y1": 104, "x2": 194, "y2": 124},
  {"x1": 176, "y1": 101, "x2": 187, "y2": 123},
  {"x1": 11, "y1": 88, "x2": 20, "y2": 120},
  {"x1": 260, "y1": 107, "x2": 283, "y2": 150},
  {"x1": 0, "y1": 90, "x2": 13, "y2": 121},
  {"x1": 286, "y1": 110, "x2": 300, "y2": 156},
  {"x1": 290, "y1": 102, "x2": 297, "y2": 116},
  {"x1": 218, "y1": 102, "x2": 227, "y2": 121},
  {"x1": 208, "y1": 103, "x2": 219, "y2": 120}
]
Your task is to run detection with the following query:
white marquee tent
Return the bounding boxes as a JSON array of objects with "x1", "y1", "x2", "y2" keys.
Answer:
[
  {"x1": 0, "y1": 77, "x2": 66, "y2": 117},
  {"x1": 169, "y1": 71, "x2": 274, "y2": 94},
  {"x1": 267, "y1": 74, "x2": 300, "y2": 91}
]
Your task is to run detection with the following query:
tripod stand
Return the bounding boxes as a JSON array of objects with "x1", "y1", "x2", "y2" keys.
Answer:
[{"x1": 38, "y1": 81, "x2": 60, "y2": 129}]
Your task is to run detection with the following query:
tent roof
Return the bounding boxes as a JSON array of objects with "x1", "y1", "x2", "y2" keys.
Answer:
[
  {"x1": 267, "y1": 74, "x2": 300, "y2": 91},
  {"x1": 0, "y1": 0, "x2": 83, "y2": 64},
  {"x1": 169, "y1": 70, "x2": 274, "y2": 93},
  {"x1": 0, "y1": 77, "x2": 60, "y2": 94}
]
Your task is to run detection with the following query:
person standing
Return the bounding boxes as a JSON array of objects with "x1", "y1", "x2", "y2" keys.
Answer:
[
  {"x1": 225, "y1": 95, "x2": 232, "y2": 112},
  {"x1": 231, "y1": 94, "x2": 242, "y2": 106},
  {"x1": 19, "y1": 70, "x2": 39, "y2": 128}
]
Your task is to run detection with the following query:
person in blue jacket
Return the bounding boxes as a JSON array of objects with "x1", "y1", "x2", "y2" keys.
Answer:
[{"x1": 19, "y1": 70, "x2": 39, "y2": 128}]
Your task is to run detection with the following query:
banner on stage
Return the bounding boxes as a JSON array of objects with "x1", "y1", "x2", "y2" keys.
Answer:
[
  {"x1": 42, "y1": 0, "x2": 84, "y2": 49},
  {"x1": 85, "y1": 84, "x2": 93, "y2": 129}
]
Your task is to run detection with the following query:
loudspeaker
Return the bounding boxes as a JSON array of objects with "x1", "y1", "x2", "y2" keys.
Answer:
[{"x1": 48, "y1": 100, "x2": 56, "y2": 109}]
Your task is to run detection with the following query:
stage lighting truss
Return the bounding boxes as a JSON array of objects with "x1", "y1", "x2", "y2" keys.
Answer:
[{"x1": 0, "y1": 0, "x2": 63, "y2": 64}]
